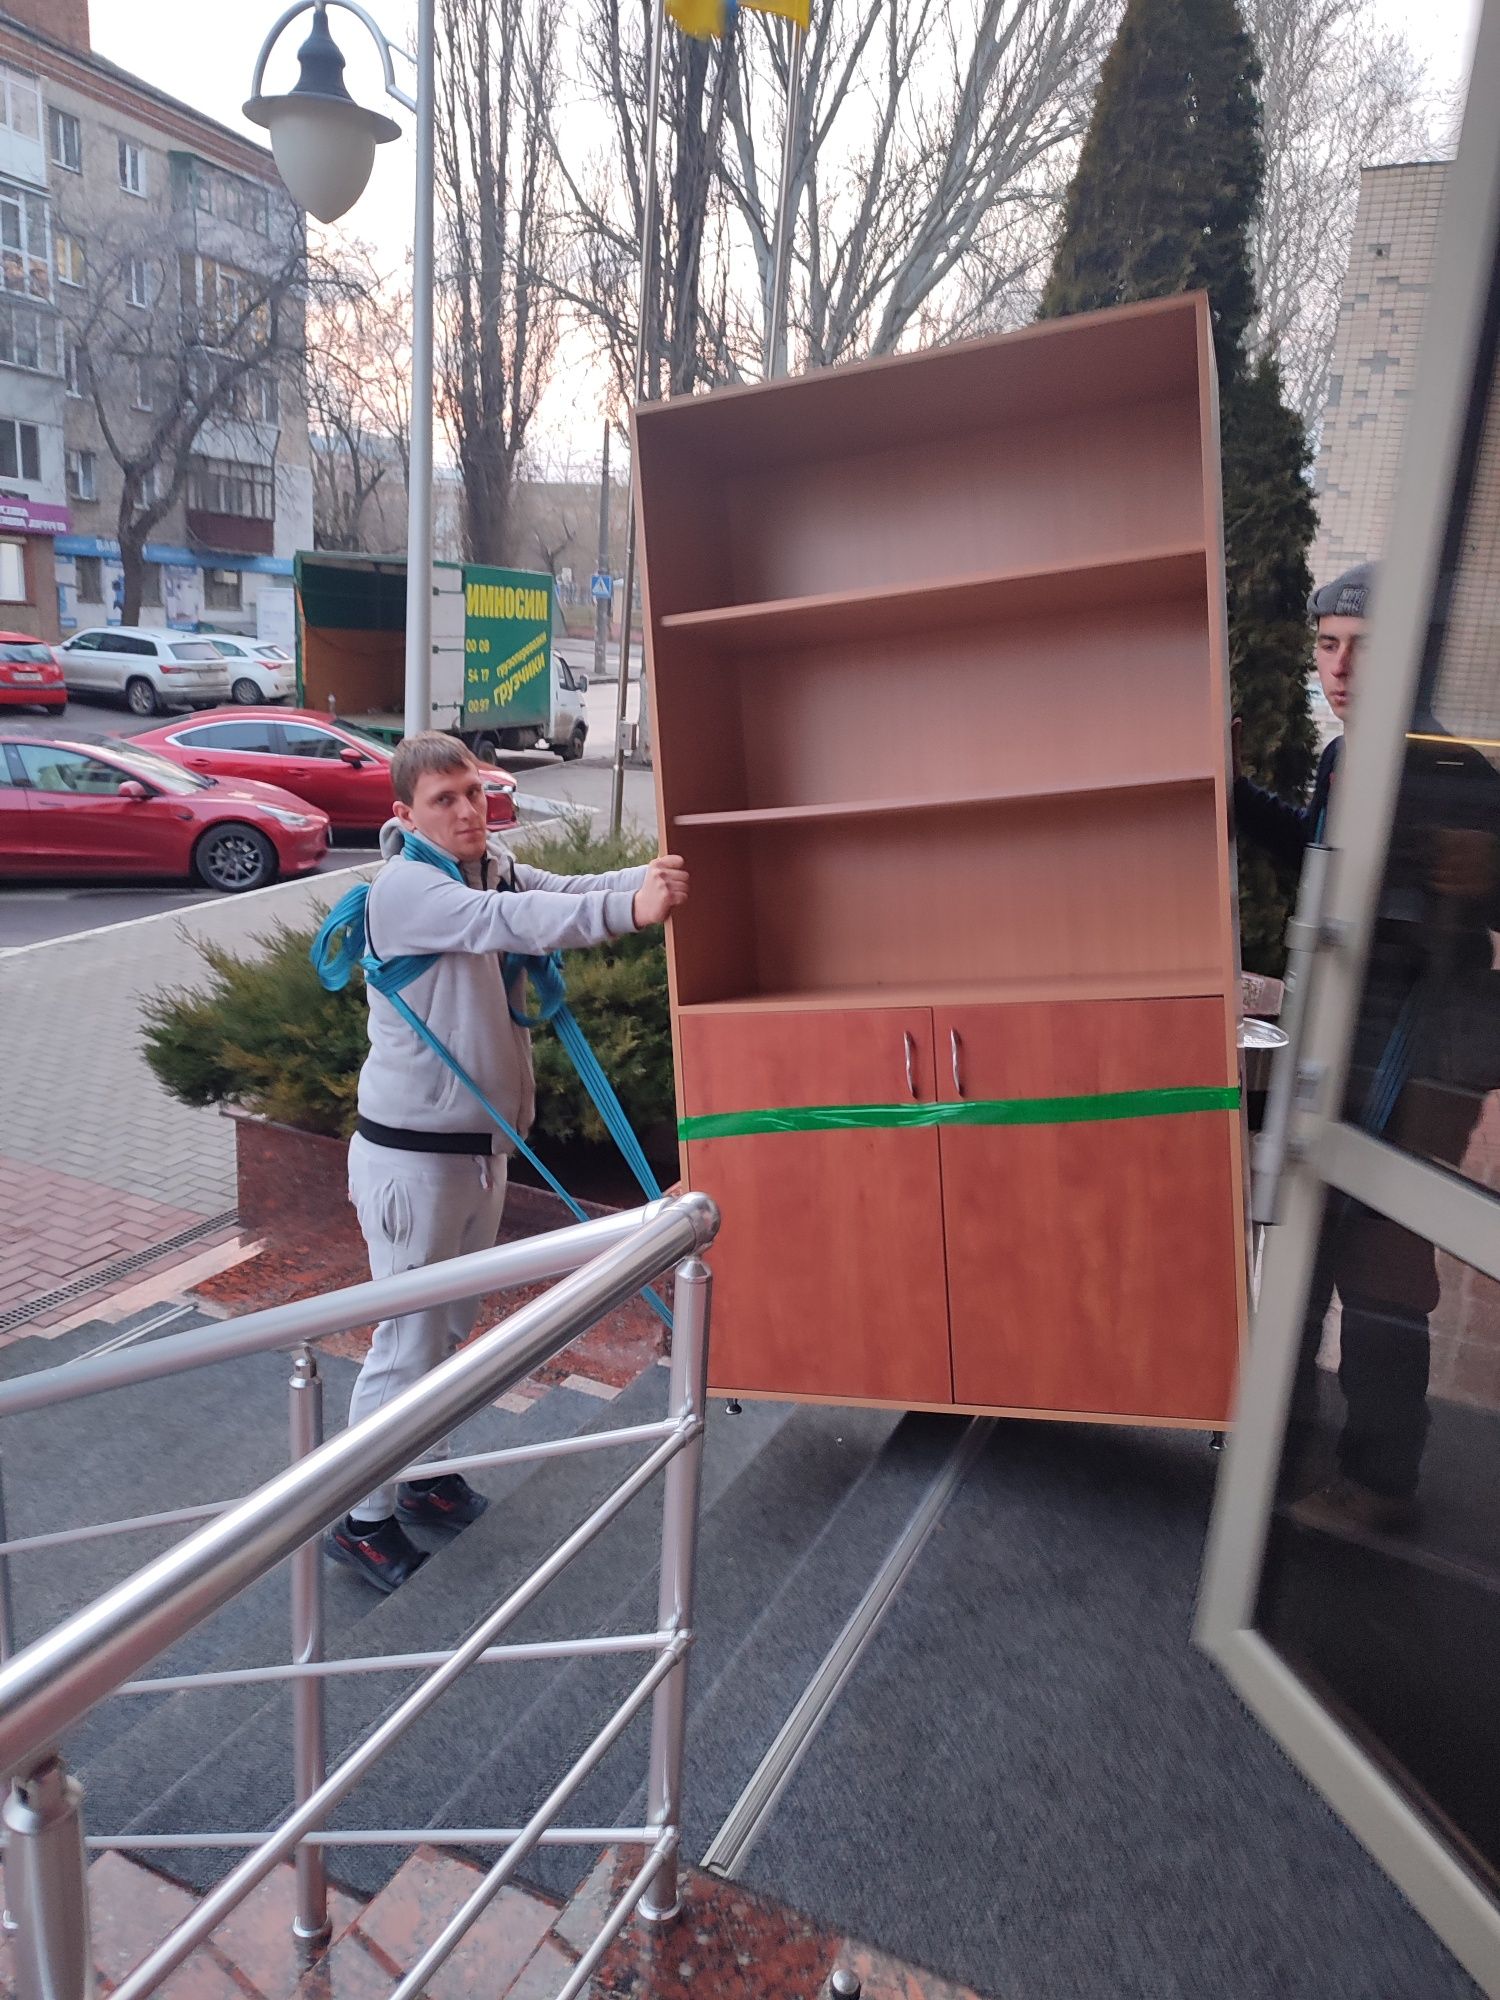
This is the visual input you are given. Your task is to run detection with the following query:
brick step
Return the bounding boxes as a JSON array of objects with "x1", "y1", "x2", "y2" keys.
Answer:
[
  {"x1": 0, "y1": 1852, "x2": 361, "y2": 2000},
  {"x1": 0, "y1": 1843, "x2": 993, "y2": 2000},
  {"x1": 291, "y1": 1842, "x2": 993, "y2": 2000}
]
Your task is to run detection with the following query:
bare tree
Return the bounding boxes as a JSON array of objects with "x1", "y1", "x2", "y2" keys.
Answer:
[
  {"x1": 1246, "y1": 0, "x2": 1439, "y2": 426},
  {"x1": 55, "y1": 202, "x2": 308, "y2": 625},
  {"x1": 725, "y1": 0, "x2": 1109, "y2": 368},
  {"x1": 550, "y1": 0, "x2": 1109, "y2": 401},
  {"x1": 435, "y1": 0, "x2": 564, "y2": 565},
  {"x1": 306, "y1": 246, "x2": 413, "y2": 550}
]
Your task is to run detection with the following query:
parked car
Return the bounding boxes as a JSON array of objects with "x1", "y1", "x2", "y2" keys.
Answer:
[
  {"x1": 52, "y1": 628, "x2": 232, "y2": 716},
  {"x1": 0, "y1": 634, "x2": 66, "y2": 715},
  {"x1": 201, "y1": 636, "x2": 297, "y2": 707},
  {"x1": 132, "y1": 708, "x2": 519, "y2": 834},
  {"x1": 0, "y1": 735, "x2": 328, "y2": 891}
]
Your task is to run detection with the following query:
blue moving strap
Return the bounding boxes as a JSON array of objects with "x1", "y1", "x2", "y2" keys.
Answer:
[{"x1": 311, "y1": 832, "x2": 671, "y2": 1326}]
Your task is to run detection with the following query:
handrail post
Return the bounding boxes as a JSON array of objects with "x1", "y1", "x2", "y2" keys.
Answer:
[
  {"x1": 3, "y1": 1755, "x2": 92, "y2": 2000},
  {"x1": 638, "y1": 1255, "x2": 712, "y2": 1925},
  {"x1": 0, "y1": 1450, "x2": 18, "y2": 1663},
  {"x1": 288, "y1": 1350, "x2": 330, "y2": 1949}
]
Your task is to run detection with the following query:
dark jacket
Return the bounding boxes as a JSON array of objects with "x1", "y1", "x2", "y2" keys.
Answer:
[
  {"x1": 1236, "y1": 723, "x2": 1500, "y2": 1140},
  {"x1": 1233, "y1": 739, "x2": 1340, "y2": 869}
]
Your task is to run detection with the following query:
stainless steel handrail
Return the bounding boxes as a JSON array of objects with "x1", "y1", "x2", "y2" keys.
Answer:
[
  {"x1": 0, "y1": 1193, "x2": 715, "y2": 1786},
  {"x1": 0, "y1": 1191, "x2": 717, "y2": 2000},
  {"x1": 0, "y1": 1198, "x2": 675, "y2": 1422},
  {"x1": 0, "y1": 1419, "x2": 685, "y2": 1562}
]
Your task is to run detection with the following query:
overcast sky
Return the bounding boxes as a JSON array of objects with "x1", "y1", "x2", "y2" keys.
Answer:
[{"x1": 85, "y1": 0, "x2": 1486, "y2": 465}]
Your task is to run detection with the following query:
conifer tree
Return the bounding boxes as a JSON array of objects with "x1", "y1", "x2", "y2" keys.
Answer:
[{"x1": 1041, "y1": 0, "x2": 1317, "y2": 970}]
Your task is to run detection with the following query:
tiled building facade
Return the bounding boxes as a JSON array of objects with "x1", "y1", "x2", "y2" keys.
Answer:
[
  {"x1": 1311, "y1": 162, "x2": 1450, "y2": 586},
  {"x1": 1311, "y1": 160, "x2": 1500, "y2": 747},
  {"x1": 0, "y1": 0, "x2": 310, "y2": 641}
]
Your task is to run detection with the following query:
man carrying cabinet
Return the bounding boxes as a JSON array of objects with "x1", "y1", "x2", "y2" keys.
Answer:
[{"x1": 329, "y1": 731, "x2": 689, "y2": 1592}]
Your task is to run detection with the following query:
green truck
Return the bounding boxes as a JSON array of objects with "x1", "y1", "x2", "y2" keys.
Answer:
[{"x1": 292, "y1": 551, "x2": 589, "y2": 760}]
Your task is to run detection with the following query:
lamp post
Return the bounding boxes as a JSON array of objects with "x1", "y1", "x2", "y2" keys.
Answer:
[{"x1": 246, "y1": 0, "x2": 436, "y2": 738}]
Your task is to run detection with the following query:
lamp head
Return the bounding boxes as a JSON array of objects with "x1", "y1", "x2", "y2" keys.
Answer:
[{"x1": 244, "y1": 4, "x2": 401, "y2": 224}]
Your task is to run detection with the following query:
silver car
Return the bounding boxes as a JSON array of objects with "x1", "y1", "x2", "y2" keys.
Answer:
[{"x1": 52, "y1": 627, "x2": 233, "y2": 717}]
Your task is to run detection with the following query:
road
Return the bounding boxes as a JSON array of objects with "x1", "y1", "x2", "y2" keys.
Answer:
[{"x1": 0, "y1": 683, "x2": 659, "y2": 949}]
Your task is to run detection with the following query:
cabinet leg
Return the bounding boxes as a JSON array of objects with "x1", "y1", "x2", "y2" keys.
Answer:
[
  {"x1": 1209, "y1": 1431, "x2": 1225, "y2": 1454},
  {"x1": 725, "y1": 1399, "x2": 743, "y2": 1416}
]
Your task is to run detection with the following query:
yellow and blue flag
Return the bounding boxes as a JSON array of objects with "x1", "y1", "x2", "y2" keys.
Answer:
[{"x1": 667, "y1": 0, "x2": 809, "y2": 39}]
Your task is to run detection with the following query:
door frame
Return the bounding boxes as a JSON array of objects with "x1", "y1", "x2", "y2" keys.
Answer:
[{"x1": 1197, "y1": 5, "x2": 1500, "y2": 1987}]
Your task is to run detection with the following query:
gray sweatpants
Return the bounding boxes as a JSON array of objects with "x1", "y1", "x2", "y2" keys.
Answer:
[{"x1": 346, "y1": 1132, "x2": 509, "y2": 1518}]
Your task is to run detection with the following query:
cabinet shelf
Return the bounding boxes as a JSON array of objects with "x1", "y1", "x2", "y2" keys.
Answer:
[
  {"x1": 658, "y1": 544, "x2": 1207, "y2": 653},
  {"x1": 678, "y1": 970, "x2": 1227, "y2": 1016},
  {"x1": 672, "y1": 769, "x2": 1214, "y2": 832}
]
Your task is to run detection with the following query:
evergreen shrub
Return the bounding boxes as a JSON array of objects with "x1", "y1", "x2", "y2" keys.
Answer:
[{"x1": 141, "y1": 814, "x2": 676, "y2": 1153}]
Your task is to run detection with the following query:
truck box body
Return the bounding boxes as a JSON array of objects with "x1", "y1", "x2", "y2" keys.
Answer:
[{"x1": 293, "y1": 551, "x2": 573, "y2": 751}]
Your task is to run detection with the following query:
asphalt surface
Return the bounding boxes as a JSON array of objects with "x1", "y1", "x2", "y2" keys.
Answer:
[{"x1": 0, "y1": 684, "x2": 657, "y2": 949}]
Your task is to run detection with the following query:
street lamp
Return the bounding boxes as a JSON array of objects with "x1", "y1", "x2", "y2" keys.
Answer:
[{"x1": 246, "y1": 0, "x2": 437, "y2": 738}]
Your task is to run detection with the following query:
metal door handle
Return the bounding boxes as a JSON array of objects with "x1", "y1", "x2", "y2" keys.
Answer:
[
  {"x1": 903, "y1": 1031, "x2": 918, "y2": 1100},
  {"x1": 950, "y1": 1029, "x2": 965, "y2": 1098}
]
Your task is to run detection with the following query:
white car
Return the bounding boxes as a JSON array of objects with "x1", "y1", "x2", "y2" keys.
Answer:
[
  {"x1": 202, "y1": 636, "x2": 297, "y2": 706},
  {"x1": 52, "y1": 627, "x2": 232, "y2": 717}
]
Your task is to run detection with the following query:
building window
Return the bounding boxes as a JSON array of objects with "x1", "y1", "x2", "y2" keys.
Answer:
[
  {"x1": 0, "y1": 185, "x2": 52, "y2": 302},
  {"x1": 187, "y1": 161, "x2": 271, "y2": 236},
  {"x1": 133, "y1": 357, "x2": 153, "y2": 410},
  {"x1": 180, "y1": 253, "x2": 265, "y2": 346},
  {"x1": 75, "y1": 554, "x2": 101, "y2": 600},
  {"x1": 139, "y1": 563, "x2": 162, "y2": 608},
  {"x1": 118, "y1": 138, "x2": 147, "y2": 197},
  {"x1": 0, "y1": 299, "x2": 55, "y2": 373},
  {"x1": 204, "y1": 567, "x2": 242, "y2": 610},
  {"x1": 63, "y1": 331, "x2": 82, "y2": 396},
  {"x1": 188, "y1": 455, "x2": 273, "y2": 521},
  {"x1": 0, "y1": 418, "x2": 40, "y2": 482},
  {"x1": 46, "y1": 105, "x2": 81, "y2": 172},
  {"x1": 225, "y1": 368, "x2": 280, "y2": 426},
  {"x1": 65, "y1": 447, "x2": 97, "y2": 502},
  {"x1": 0, "y1": 538, "x2": 25, "y2": 602},
  {"x1": 0, "y1": 66, "x2": 40, "y2": 143},
  {"x1": 54, "y1": 230, "x2": 84, "y2": 289},
  {"x1": 128, "y1": 255, "x2": 150, "y2": 310}
]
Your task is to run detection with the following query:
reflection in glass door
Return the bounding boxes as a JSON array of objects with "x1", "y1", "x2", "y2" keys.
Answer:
[{"x1": 1199, "y1": 4, "x2": 1500, "y2": 1989}]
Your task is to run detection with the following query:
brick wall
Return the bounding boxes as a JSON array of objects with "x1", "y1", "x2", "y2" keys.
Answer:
[{"x1": 1, "y1": 0, "x2": 90, "y2": 52}]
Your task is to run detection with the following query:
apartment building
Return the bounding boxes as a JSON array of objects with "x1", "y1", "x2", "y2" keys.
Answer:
[
  {"x1": 1312, "y1": 159, "x2": 1499, "y2": 744},
  {"x1": 0, "y1": 0, "x2": 311, "y2": 641}
]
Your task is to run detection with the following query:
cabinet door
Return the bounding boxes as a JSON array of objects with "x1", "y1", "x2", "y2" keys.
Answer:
[
  {"x1": 677, "y1": 1007, "x2": 953, "y2": 1405},
  {"x1": 937, "y1": 998, "x2": 1242, "y2": 1422}
]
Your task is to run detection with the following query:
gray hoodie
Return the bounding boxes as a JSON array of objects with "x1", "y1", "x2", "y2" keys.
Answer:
[{"x1": 357, "y1": 821, "x2": 649, "y2": 1145}]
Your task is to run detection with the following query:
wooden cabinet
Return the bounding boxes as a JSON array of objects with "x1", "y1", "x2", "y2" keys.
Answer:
[
  {"x1": 935, "y1": 1000, "x2": 1240, "y2": 1422},
  {"x1": 676, "y1": 1009, "x2": 952, "y2": 1404},
  {"x1": 634, "y1": 294, "x2": 1247, "y2": 1427}
]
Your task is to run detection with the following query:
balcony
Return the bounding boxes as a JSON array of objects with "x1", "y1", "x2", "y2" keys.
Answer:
[{"x1": 185, "y1": 507, "x2": 274, "y2": 555}]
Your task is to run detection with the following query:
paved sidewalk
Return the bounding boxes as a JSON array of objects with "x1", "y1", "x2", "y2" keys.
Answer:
[{"x1": 0, "y1": 867, "x2": 372, "y2": 1320}]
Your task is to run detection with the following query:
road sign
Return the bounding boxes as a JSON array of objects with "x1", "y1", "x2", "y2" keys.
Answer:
[{"x1": 590, "y1": 572, "x2": 614, "y2": 602}]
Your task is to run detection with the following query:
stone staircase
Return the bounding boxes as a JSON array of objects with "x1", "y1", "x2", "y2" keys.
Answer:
[
  {"x1": 0, "y1": 1300, "x2": 1476, "y2": 1999},
  {"x1": 0, "y1": 1304, "x2": 981, "y2": 1995}
]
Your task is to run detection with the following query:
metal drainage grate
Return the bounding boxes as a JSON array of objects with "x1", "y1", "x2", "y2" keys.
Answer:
[{"x1": 0, "y1": 1211, "x2": 241, "y2": 1338}]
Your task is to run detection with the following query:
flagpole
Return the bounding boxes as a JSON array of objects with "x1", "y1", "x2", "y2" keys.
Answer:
[
  {"x1": 609, "y1": 0, "x2": 668, "y2": 838},
  {"x1": 764, "y1": 16, "x2": 805, "y2": 379}
]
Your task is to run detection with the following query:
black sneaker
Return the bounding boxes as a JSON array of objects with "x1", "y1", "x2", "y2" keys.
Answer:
[
  {"x1": 326, "y1": 1514, "x2": 429, "y2": 1593},
  {"x1": 396, "y1": 1473, "x2": 490, "y2": 1531}
]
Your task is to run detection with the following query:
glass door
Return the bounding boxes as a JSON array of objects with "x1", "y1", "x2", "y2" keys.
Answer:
[{"x1": 1198, "y1": 6, "x2": 1500, "y2": 1990}]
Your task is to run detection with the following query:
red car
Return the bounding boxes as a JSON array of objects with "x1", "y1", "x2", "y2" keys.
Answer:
[
  {"x1": 0, "y1": 633, "x2": 66, "y2": 714},
  {"x1": 0, "y1": 735, "x2": 329, "y2": 892},
  {"x1": 132, "y1": 709, "x2": 519, "y2": 834}
]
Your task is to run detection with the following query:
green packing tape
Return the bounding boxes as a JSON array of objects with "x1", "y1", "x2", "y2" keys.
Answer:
[{"x1": 678, "y1": 1084, "x2": 1241, "y2": 1142}]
